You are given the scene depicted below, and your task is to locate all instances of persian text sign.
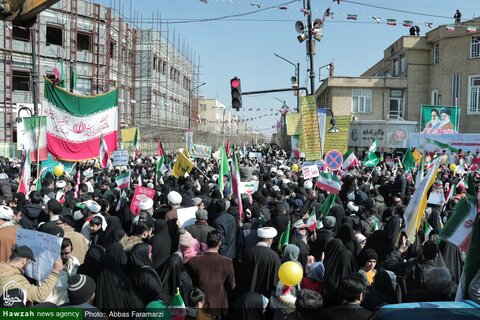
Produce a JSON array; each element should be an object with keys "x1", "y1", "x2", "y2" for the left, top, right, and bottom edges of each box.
[
  {"x1": 113, "y1": 150, "x2": 129, "y2": 167},
  {"x1": 300, "y1": 96, "x2": 322, "y2": 160},
  {"x1": 130, "y1": 186, "x2": 156, "y2": 216},
  {"x1": 302, "y1": 165, "x2": 320, "y2": 179},
  {"x1": 286, "y1": 113, "x2": 302, "y2": 136}
]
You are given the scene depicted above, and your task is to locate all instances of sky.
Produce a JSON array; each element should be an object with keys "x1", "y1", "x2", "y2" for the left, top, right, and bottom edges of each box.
[{"x1": 95, "y1": 0, "x2": 479, "y2": 136}]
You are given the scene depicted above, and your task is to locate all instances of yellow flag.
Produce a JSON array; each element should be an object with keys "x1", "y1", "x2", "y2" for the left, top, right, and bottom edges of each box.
[
  {"x1": 182, "y1": 145, "x2": 191, "y2": 159},
  {"x1": 172, "y1": 152, "x2": 195, "y2": 178}
]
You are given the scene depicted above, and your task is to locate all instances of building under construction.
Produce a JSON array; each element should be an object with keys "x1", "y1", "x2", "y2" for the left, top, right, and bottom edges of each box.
[{"x1": 0, "y1": 0, "x2": 211, "y2": 156}]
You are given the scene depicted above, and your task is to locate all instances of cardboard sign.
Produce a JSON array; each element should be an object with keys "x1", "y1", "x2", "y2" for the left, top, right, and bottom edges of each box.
[
  {"x1": 302, "y1": 165, "x2": 320, "y2": 179},
  {"x1": 113, "y1": 150, "x2": 129, "y2": 167},
  {"x1": 16, "y1": 229, "x2": 63, "y2": 282},
  {"x1": 130, "y1": 186, "x2": 156, "y2": 216},
  {"x1": 177, "y1": 206, "x2": 198, "y2": 227}
]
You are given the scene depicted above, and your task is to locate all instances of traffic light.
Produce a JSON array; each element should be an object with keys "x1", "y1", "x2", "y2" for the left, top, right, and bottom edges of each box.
[{"x1": 230, "y1": 77, "x2": 242, "y2": 111}]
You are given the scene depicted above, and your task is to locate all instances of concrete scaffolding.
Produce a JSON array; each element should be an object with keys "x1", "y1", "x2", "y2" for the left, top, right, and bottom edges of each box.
[{"x1": 0, "y1": 0, "x2": 243, "y2": 157}]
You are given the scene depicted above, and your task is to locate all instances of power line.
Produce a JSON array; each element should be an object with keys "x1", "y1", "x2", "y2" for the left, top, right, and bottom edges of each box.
[{"x1": 341, "y1": 0, "x2": 452, "y2": 19}]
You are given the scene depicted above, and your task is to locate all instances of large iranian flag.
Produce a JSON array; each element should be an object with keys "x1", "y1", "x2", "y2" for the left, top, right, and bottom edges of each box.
[
  {"x1": 439, "y1": 196, "x2": 477, "y2": 251},
  {"x1": 43, "y1": 79, "x2": 118, "y2": 161}
]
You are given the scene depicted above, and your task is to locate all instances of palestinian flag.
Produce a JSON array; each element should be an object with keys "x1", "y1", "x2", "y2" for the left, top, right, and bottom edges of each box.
[
  {"x1": 17, "y1": 150, "x2": 31, "y2": 195},
  {"x1": 99, "y1": 134, "x2": 109, "y2": 169},
  {"x1": 133, "y1": 128, "x2": 140, "y2": 159},
  {"x1": 230, "y1": 150, "x2": 243, "y2": 220},
  {"x1": 278, "y1": 221, "x2": 291, "y2": 251},
  {"x1": 342, "y1": 149, "x2": 359, "y2": 170},
  {"x1": 402, "y1": 20, "x2": 413, "y2": 27},
  {"x1": 387, "y1": 19, "x2": 397, "y2": 26},
  {"x1": 315, "y1": 172, "x2": 341, "y2": 194},
  {"x1": 157, "y1": 140, "x2": 164, "y2": 157},
  {"x1": 18, "y1": 116, "x2": 48, "y2": 162},
  {"x1": 115, "y1": 171, "x2": 130, "y2": 189},
  {"x1": 439, "y1": 197, "x2": 477, "y2": 251},
  {"x1": 44, "y1": 78, "x2": 117, "y2": 161},
  {"x1": 155, "y1": 156, "x2": 168, "y2": 178}
]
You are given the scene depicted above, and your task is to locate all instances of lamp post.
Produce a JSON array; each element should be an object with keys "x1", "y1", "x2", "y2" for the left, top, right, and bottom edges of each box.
[
  {"x1": 188, "y1": 82, "x2": 206, "y2": 131},
  {"x1": 274, "y1": 53, "x2": 300, "y2": 112}
]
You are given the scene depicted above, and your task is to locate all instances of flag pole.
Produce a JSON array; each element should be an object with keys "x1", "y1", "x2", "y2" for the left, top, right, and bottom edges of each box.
[{"x1": 35, "y1": 101, "x2": 45, "y2": 189}]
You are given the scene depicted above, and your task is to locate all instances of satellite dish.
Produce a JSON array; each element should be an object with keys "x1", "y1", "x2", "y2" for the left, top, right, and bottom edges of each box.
[{"x1": 295, "y1": 21, "x2": 305, "y2": 34}]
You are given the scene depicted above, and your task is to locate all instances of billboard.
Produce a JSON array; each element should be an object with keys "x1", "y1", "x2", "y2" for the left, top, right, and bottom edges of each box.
[
  {"x1": 420, "y1": 105, "x2": 460, "y2": 134},
  {"x1": 410, "y1": 133, "x2": 480, "y2": 154}
]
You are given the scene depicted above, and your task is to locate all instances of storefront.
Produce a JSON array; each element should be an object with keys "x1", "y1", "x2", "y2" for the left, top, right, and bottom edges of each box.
[{"x1": 348, "y1": 120, "x2": 418, "y2": 153}]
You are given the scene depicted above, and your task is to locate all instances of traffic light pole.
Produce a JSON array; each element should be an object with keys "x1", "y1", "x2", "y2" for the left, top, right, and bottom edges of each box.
[{"x1": 242, "y1": 87, "x2": 308, "y2": 96}]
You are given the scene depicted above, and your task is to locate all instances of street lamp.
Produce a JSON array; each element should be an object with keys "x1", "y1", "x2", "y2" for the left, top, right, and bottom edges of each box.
[
  {"x1": 323, "y1": 108, "x2": 340, "y2": 133},
  {"x1": 274, "y1": 53, "x2": 300, "y2": 112},
  {"x1": 188, "y1": 82, "x2": 206, "y2": 130}
]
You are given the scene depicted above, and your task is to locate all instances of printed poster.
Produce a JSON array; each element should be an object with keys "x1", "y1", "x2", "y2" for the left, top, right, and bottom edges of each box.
[
  {"x1": 420, "y1": 105, "x2": 460, "y2": 134},
  {"x1": 300, "y1": 96, "x2": 321, "y2": 161}
]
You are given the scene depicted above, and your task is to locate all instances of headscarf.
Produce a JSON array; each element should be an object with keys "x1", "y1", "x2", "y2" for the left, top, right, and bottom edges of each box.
[
  {"x1": 151, "y1": 219, "x2": 172, "y2": 270},
  {"x1": 107, "y1": 242, "x2": 128, "y2": 266},
  {"x1": 282, "y1": 244, "x2": 300, "y2": 263},
  {"x1": 129, "y1": 243, "x2": 165, "y2": 305},
  {"x1": 231, "y1": 292, "x2": 268, "y2": 320},
  {"x1": 383, "y1": 216, "x2": 402, "y2": 248},
  {"x1": 129, "y1": 242, "x2": 153, "y2": 269},
  {"x1": 158, "y1": 251, "x2": 193, "y2": 302},
  {"x1": 323, "y1": 239, "x2": 358, "y2": 307},
  {"x1": 77, "y1": 244, "x2": 106, "y2": 282},
  {"x1": 438, "y1": 239, "x2": 463, "y2": 284},
  {"x1": 95, "y1": 252, "x2": 144, "y2": 310},
  {"x1": 329, "y1": 205, "x2": 345, "y2": 234},
  {"x1": 336, "y1": 223, "x2": 359, "y2": 256}
]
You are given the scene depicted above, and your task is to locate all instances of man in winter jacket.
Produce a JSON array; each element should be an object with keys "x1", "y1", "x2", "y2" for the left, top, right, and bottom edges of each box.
[{"x1": 0, "y1": 245, "x2": 63, "y2": 303}]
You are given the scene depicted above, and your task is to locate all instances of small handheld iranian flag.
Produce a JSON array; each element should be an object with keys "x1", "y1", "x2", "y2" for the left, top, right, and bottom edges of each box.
[
  {"x1": 315, "y1": 172, "x2": 341, "y2": 194},
  {"x1": 169, "y1": 287, "x2": 186, "y2": 320},
  {"x1": 305, "y1": 207, "x2": 318, "y2": 232},
  {"x1": 115, "y1": 171, "x2": 130, "y2": 189},
  {"x1": 17, "y1": 150, "x2": 31, "y2": 195},
  {"x1": 99, "y1": 134, "x2": 110, "y2": 169},
  {"x1": 342, "y1": 149, "x2": 359, "y2": 170},
  {"x1": 133, "y1": 128, "x2": 140, "y2": 159}
]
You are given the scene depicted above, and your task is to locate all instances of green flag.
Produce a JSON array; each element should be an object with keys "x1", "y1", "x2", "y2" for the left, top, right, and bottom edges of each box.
[
  {"x1": 278, "y1": 221, "x2": 291, "y2": 251},
  {"x1": 320, "y1": 193, "x2": 336, "y2": 216},
  {"x1": 364, "y1": 151, "x2": 380, "y2": 167},
  {"x1": 218, "y1": 145, "x2": 230, "y2": 195},
  {"x1": 402, "y1": 148, "x2": 416, "y2": 172},
  {"x1": 70, "y1": 63, "x2": 77, "y2": 91}
]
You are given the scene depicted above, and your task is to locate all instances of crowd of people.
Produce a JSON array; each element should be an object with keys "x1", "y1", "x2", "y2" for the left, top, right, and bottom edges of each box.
[{"x1": 0, "y1": 144, "x2": 479, "y2": 320}]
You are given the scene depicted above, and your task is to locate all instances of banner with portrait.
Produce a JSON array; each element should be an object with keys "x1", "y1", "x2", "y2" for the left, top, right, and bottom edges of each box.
[{"x1": 420, "y1": 105, "x2": 460, "y2": 134}]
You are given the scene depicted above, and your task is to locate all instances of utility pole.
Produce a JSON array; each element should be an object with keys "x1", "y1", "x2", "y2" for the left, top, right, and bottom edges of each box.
[{"x1": 305, "y1": 0, "x2": 316, "y2": 95}]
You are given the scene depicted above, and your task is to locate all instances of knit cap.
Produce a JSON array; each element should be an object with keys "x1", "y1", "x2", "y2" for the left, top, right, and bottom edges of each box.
[{"x1": 67, "y1": 274, "x2": 96, "y2": 305}]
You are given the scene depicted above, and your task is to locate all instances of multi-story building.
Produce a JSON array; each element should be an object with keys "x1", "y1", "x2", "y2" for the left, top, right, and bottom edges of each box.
[
  {"x1": 316, "y1": 17, "x2": 480, "y2": 151},
  {"x1": 0, "y1": 0, "x2": 205, "y2": 155}
]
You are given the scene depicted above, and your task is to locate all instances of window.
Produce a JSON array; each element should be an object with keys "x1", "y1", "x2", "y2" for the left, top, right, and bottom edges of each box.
[
  {"x1": 399, "y1": 54, "x2": 406, "y2": 74},
  {"x1": 77, "y1": 32, "x2": 91, "y2": 51},
  {"x1": 153, "y1": 54, "x2": 158, "y2": 70},
  {"x1": 12, "y1": 25, "x2": 30, "y2": 41},
  {"x1": 109, "y1": 40, "x2": 116, "y2": 59},
  {"x1": 389, "y1": 90, "x2": 404, "y2": 118},
  {"x1": 393, "y1": 58, "x2": 400, "y2": 76},
  {"x1": 13, "y1": 70, "x2": 30, "y2": 91},
  {"x1": 431, "y1": 89, "x2": 439, "y2": 105},
  {"x1": 468, "y1": 75, "x2": 480, "y2": 114},
  {"x1": 352, "y1": 89, "x2": 372, "y2": 113},
  {"x1": 471, "y1": 36, "x2": 480, "y2": 58},
  {"x1": 452, "y1": 74, "x2": 460, "y2": 106},
  {"x1": 75, "y1": 78, "x2": 92, "y2": 94},
  {"x1": 434, "y1": 43, "x2": 439, "y2": 64},
  {"x1": 46, "y1": 25, "x2": 62, "y2": 46}
]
